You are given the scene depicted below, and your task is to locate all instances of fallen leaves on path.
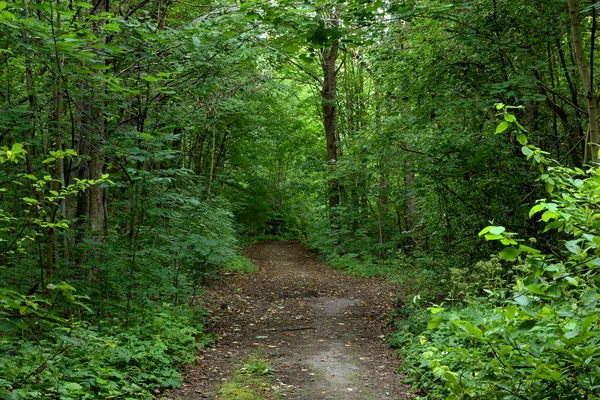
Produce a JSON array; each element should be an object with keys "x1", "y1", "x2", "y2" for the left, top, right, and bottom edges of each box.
[{"x1": 165, "y1": 241, "x2": 411, "y2": 399}]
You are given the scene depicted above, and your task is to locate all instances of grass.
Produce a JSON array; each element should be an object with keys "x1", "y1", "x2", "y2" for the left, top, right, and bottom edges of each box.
[
  {"x1": 217, "y1": 357, "x2": 280, "y2": 400},
  {"x1": 221, "y1": 255, "x2": 258, "y2": 274}
]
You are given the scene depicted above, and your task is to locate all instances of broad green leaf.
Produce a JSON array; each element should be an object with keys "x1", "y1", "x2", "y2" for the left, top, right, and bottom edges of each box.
[
  {"x1": 62, "y1": 382, "x2": 83, "y2": 391},
  {"x1": 489, "y1": 226, "x2": 505, "y2": 235},
  {"x1": 547, "y1": 284, "x2": 562, "y2": 298},
  {"x1": 516, "y1": 133, "x2": 528, "y2": 145},
  {"x1": 517, "y1": 319, "x2": 536, "y2": 331},
  {"x1": 582, "y1": 288, "x2": 598, "y2": 306},
  {"x1": 484, "y1": 233, "x2": 505, "y2": 241},
  {"x1": 513, "y1": 293, "x2": 529, "y2": 306},
  {"x1": 519, "y1": 245, "x2": 541, "y2": 255},
  {"x1": 564, "y1": 327, "x2": 580, "y2": 339},
  {"x1": 564, "y1": 240, "x2": 581, "y2": 255},
  {"x1": 521, "y1": 146, "x2": 533, "y2": 157},
  {"x1": 495, "y1": 121, "x2": 509, "y2": 134},
  {"x1": 505, "y1": 304, "x2": 516, "y2": 320},
  {"x1": 529, "y1": 204, "x2": 545, "y2": 218},
  {"x1": 564, "y1": 276, "x2": 578, "y2": 286},
  {"x1": 498, "y1": 246, "x2": 519, "y2": 261},
  {"x1": 541, "y1": 210, "x2": 559, "y2": 222},
  {"x1": 428, "y1": 315, "x2": 443, "y2": 329},
  {"x1": 478, "y1": 226, "x2": 492, "y2": 236},
  {"x1": 429, "y1": 307, "x2": 444, "y2": 315},
  {"x1": 543, "y1": 220, "x2": 564, "y2": 232}
]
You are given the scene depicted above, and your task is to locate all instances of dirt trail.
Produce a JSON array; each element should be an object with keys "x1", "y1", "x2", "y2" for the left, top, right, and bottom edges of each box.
[{"x1": 167, "y1": 241, "x2": 411, "y2": 399}]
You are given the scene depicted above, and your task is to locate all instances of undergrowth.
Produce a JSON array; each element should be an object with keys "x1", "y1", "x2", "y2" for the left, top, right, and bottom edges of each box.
[
  {"x1": 222, "y1": 255, "x2": 257, "y2": 274},
  {"x1": 390, "y1": 106, "x2": 600, "y2": 399},
  {"x1": 0, "y1": 292, "x2": 211, "y2": 399}
]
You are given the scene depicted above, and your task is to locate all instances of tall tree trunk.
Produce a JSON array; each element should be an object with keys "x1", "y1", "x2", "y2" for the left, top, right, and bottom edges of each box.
[
  {"x1": 556, "y1": 39, "x2": 585, "y2": 165},
  {"x1": 23, "y1": 0, "x2": 36, "y2": 176},
  {"x1": 89, "y1": 0, "x2": 108, "y2": 235},
  {"x1": 567, "y1": 0, "x2": 599, "y2": 163},
  {"x1": 321, "y1": 40, "x2": 340, "y2": 214}
]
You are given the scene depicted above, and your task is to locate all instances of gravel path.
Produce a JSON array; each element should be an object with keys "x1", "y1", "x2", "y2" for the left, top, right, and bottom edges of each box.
[{"x1": 165, "y1": 241, "x2": 411, "y2": 399}]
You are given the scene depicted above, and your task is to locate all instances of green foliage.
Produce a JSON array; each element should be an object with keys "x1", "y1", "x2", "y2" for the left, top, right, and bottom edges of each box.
[
  {"x1": 222, "y1": 255, "x2": 257, "y2": 274},
  {"x1": 447, "y1": 255, "x2": 523, "y2": 301},
  {"x1": 0, "y1": 300, "x2": 209, "y2": 399},
  {"x1": 398, "y1": 108, "x2": 600, "y2": 399}
]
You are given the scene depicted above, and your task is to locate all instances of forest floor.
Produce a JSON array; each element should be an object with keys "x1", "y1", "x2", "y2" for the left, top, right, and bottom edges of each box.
[{"x1": 165, "y1": 241, "x2": 412, "y2": 399}]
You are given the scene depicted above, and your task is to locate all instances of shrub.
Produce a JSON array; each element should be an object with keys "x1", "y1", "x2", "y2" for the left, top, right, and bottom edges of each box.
[{"x1": 398, "y1": 105, "x2": 600, "y2": 399}]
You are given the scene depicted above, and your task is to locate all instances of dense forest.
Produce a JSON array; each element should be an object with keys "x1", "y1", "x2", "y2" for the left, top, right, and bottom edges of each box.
[{"x1": 2, "y1": 0, "x2": 600, "y2": 398}]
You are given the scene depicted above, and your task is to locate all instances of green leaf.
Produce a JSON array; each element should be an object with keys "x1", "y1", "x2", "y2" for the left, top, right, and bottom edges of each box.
[
  {"x1": 529, "y1": 204, "x2": 545, "y2": 218},
  {"x1": 504, "y1": 114, "x2": 516, "y2": 122},
  {"x1": 516, "y1": 133, "x2": 528, "y2": 145},
  {"x1": 513, "y1": 293, "x2": 529, "y2": 307},
  {"x1": 484, "y1": 233, "x2": 505, "y2": 241},
  {"x1": 505, "y1": 305, "x2": 517, "y2": 320},
  {"x1": 429, "y1": 307, "x2": 444, "y2": 314},
  {"x1": 428, "y1": 315, "x2": 443, "y2": 329},
  {"x1": 564, "y1": 240, "x2": 581, "y2": 255},
  {"x1": 499, "y1": 246, "x2": 519, "y2": 261},
  {"x1": 517, "y1": 319, "x2": 536, "y2": 331},
  {"x1": 452, "y1": 320, "x2": 483, "y2": 339},
  {"x1": 543, "y1": 220, "x2": 564, "y2": 232},
  {"x1": 541, "y1": 210, "x2": 559, "y2": 222},
  {"x1": 495, "y1": 121, "x2": 509, "y2": 134},
  {"x1": 564, "y1": 327, "x2": 580, "y2": 339},
  {"x1": 62, "y1": 382, "x2": 83, "y2": 391},
  {"x1": 521, "y1": 146, "x2": 534, "y2": 157},
  {"x1": 519, "y1": 245, "x2": 541, "y2": 255},
  {"x1": 478, "y1": 226, "x2": 492, "y2": 236},
  {"x1": 582, "y1": 288, "x2": 598, "y2": 306},
  {"x1": 547, "y1": 284, "x2": 562, "y2": 298},
  {"x1": 564, "y1": 276, "x2": 578, "y2": 286},
  {"x1": 104, "y1": 23, "x2": 120, "y2": 32},
  {"x1": 489, "y1": 226, "x2": 505, "y2": 235}
]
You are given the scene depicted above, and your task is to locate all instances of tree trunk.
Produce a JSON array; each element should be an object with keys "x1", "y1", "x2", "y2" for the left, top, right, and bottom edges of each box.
[
  {"x1": 321, "y1": 40, "x2": 340, "y2": 213},
  {"x1": 567, "y1": 0, "x2": 599, "y2": 163},
  {"x1": 23, "y1": 0, "x2": 36, "y2": 176},
  {"x1": 89, "y1": 0, "x2": 108, "y2": 235}
]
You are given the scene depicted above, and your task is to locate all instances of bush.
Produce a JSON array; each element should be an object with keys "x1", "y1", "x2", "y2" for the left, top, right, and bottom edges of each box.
[
  {"x1": 0, "y1": 298, "x2": 211, "y2": 399},
  {"x1": 397, "y1": 105, "x2": 600, "y2": 399}
]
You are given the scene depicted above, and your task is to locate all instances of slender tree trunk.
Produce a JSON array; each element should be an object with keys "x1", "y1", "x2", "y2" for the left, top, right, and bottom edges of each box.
[
  {"x1": 567, "y1": 0, "x2": 599, "y2": 163},
  {"x1": 321, "y1": 40, "x2": 340, "y2": 214},
  {"x1": 23, "y1": 0, "x2": 36, "y2": 176},
  {"x1": 208, "y1": 127, "x2": 216, "y2": 195},
  {"x1": 89, "y1": 0, "x2": 108, "y2": 235},
  {"x1": 556, "y1": 39, "x2": 586, "y2": 165}
]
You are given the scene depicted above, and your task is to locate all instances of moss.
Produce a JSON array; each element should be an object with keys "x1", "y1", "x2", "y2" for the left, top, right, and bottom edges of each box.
[
  {"x1": 219, "y1": 383, "x2": 263, "y2": 400},
  {"x1": 217, "y1": 357, "x2": 277, "y2": 400}
]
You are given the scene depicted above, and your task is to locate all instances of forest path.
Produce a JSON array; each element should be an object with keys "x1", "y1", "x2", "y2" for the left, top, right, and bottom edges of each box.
[{"x1": 166, "y1": 241, "x2": 411, "y2": 399}]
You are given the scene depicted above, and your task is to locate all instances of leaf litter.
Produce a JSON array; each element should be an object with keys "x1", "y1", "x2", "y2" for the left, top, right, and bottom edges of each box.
[{"x1": 164, "y1": 241, "x2": 412, "y2": 399}]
